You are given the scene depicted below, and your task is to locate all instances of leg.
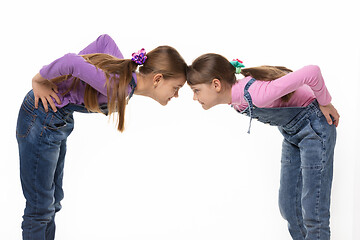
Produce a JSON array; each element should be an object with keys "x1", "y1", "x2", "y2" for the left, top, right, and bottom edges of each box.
[
  {"x1": 279, "y1": 138, "x2": 306, "y2": 240},
  {"x1": 299, "y1": 117, "x2": 336, "y2": 240},
  {"x1": 19, "y1": 131, "x2": 63, "y2": 240},
  {"x1": 45, "y1": 139, "x2": 67, "y2": 240},
  {"x1": 17, "y1": 96, "x2": 73, "y2": 240}
]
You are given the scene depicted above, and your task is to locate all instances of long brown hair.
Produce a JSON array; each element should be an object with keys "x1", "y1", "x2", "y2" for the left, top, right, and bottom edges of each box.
[
  {"x1": 51, "y1": 46, "x2": 187, "y2": 132},
  {"x1": 187, "y1": 53, "x2": 294, "y2": 102}
]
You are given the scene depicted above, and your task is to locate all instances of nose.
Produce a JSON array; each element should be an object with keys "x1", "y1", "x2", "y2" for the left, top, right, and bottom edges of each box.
[
  {"x1": 193, "y1": 93, "x2": 198, "y2": 101},
  {"x1": 174, "y1": 90, "x2": 179, "y2": 98}
]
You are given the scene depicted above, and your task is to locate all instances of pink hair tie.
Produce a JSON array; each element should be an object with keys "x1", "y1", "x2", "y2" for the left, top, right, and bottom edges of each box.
[{"x1": 131, "y1": 48, "x2": 147, "y2": 65}]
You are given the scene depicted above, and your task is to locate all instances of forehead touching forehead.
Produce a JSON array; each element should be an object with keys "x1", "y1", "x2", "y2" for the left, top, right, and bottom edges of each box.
[
  {"x1": 186, "y1": 67, "x2": 209, "y2": 86},
  {"x1": 173, "y1": 75, "x2": 186, "y2": 83},
  {"x1": 166, "y1": 75, "x2": 186, "y2": 88}
]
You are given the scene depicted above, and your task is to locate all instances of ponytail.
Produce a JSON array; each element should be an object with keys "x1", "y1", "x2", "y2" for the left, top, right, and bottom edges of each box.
[
  {"x1": 187, "y1": 54, "x2": 295, "y2": 102},
  {"x1": 240, "y1": 65, "x2": 294, "y2": 102},
  {"x1": 51, "y1": 45, "x2": 186, "y2": 132},
  {"x1": 51, "y1": 53, "x2": 138, "y2": 132}
]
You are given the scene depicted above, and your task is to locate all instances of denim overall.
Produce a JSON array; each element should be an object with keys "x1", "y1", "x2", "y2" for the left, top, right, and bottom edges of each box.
[
  {"x1": 237, "y1": 78, "x2": 336, "y2": 240},
  {"x1": 16, "y1": 78, "x2": 135, "y2": 240}
]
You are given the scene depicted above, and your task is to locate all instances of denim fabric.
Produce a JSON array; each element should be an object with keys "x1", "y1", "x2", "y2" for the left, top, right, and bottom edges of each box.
[
  {"x1": 238, "y1": 79, "x2": 337, "y2": 240},
  {"x1": 238, "y1": 78, "x2": 305, "y2": 133},
  {"x1": 16, "y1": 90, "x2": 94, "y2": 240}
]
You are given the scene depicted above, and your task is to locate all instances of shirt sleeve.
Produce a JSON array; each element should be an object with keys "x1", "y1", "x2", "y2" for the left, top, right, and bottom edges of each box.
[
  {"x1": 39, "y1": 53, "x2": 108, "y2": 96},
  {"x1": 78, "y1": 34, "x2": 124, "y2": 58},
  {"x1": 249, "y1": 65, "x2": 332, "y2": 107},
  {"x1": 39, "y1": 34, "x2": 124, "y2": 96}
]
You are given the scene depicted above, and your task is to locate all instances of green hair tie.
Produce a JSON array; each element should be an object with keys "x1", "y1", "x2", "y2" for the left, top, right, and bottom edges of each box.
[{"x1": 230, "y1": 59, "x2": 245, "y2": 74}]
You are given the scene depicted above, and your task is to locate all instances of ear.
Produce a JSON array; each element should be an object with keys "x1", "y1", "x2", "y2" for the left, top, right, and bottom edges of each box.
[
  {"x1": 153, "y1": 73, "x2": 163, "y2": 88},
  {"x1": 211, "y1": 79, "x2": 222, "y2": 92}
]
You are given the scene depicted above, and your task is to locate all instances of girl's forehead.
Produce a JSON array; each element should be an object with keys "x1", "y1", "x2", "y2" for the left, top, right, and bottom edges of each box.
[
  {"x1": 169, "y1": 76, "x2": 186, "y2": 86},
  {"x1": 190, "y1": 83, "x2": 207, "y2": 89}
]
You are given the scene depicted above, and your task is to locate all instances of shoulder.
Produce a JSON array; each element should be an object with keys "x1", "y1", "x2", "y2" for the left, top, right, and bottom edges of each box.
[{"x1": 231, "y1": 76, "x2": 251, "y2": 104}]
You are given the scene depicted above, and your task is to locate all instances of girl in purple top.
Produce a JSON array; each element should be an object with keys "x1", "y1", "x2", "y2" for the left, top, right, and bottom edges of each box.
[
  {"x1": 186, "y1": 54, "x2": 339, "y2": 240},
  {"x1": 16, "y1": 34, "x2": 187, "y2": 240}
]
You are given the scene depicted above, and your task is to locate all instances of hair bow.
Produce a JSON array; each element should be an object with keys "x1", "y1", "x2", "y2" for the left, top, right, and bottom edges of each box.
[
  {"x1": 230, "y1": 59, "x2": 245, "y2": 74},
  {"x1": 131, "y1": 48, "x2": 147, "y2": 65}
]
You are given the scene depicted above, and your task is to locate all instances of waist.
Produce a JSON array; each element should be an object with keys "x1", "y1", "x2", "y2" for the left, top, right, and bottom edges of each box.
[
  {"x1": 23, "y1": 90, "x2": 106, "y2": 115},
  {"x1": 282, "y1": 100, "x2": 322, "y2": 129},
  {"x1": 240, "y1": 99, "x2": 320, "y2": 127}
]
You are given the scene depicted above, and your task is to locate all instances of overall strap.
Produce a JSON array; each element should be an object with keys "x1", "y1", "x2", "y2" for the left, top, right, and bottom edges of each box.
[
  {"x1": 127, "y1": 77, "x2": 137, "y2": 102},
  {"x1": 242, "y1": 78, "x2": 256, "y2": 133}
]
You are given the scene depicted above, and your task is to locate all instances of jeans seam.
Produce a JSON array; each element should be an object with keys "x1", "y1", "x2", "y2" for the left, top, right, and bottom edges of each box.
[
  {"x1": 316, "y1": 185, "x2": 321, "y2": 239},
  {"x1": 296, "y1": 172, "x2": 306, "y2": 238},
  {"x1": 34, "y1": 140, "x2": 40, "y2": 218},
  {"x1": 17, "y1": 105, "x2": 37, "y2": 138}
]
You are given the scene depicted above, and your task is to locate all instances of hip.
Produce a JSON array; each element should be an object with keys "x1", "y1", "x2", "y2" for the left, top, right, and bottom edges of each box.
[
  {"x1": 16, "y1": 90, "x2": 74, "y2": 140},
  {"x1": 278, "y1": 101, "x2": 336, "y2": 145}
]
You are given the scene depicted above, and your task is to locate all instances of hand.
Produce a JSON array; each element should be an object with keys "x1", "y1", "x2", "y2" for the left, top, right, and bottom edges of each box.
[
  {"x1": 319, "y1": 103, "x2": 340, "y2": 127},
  {"x1": 32, "y1": 73, "x2": 61, "y2": 112}
]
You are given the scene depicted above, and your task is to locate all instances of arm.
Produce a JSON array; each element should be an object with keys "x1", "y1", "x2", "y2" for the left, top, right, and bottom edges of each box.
[
  {"x1": 250, "y1": 65, "x2": 339, "y2": 126},
  {"x1": 39, "y1": 34, "x2": 123, "y2": 95},
  {"x1": 250, "y1": 65, "x2": 332, "y2": 107},
  {"x1": 34, "y1": 34, "x2": 122, "y2": 110},
  {"x1": 39, "y1": 53, "x2": 108, "y2": 96}
]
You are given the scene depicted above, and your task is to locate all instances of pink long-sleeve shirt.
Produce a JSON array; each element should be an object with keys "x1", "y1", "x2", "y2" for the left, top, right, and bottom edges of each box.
[
  {"x1": 231, "y1": 65, "x2": 332, "y2": 111},
  {"x1": 39, "y1": 34, "x2": 136, "y2": 108}
]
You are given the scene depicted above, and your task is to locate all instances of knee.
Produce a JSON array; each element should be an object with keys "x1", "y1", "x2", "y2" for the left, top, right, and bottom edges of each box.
[
  {"x1": 54, "y1": 202, "x2": 62, "y2": 213},
  {"x1": 278, "y1": 195, "x2": 300, "y2": 223},
  {"x1": 24, "y1": 201, "x2": 56, "y2": 220}
]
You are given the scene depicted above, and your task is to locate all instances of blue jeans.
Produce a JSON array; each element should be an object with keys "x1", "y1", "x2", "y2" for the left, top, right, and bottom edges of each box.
[
  {"x1": 238, "y1": 78, "x2": 337, "y2": 239},
  {"x1": 278, "y1": 103, "x2": 336, "y2": 240},
  {"x1": 16, "y1": 91, "x2": 76, "y2": 240}
]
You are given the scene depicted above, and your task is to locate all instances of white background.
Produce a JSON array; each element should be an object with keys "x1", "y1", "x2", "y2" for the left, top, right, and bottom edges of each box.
[{"x1": 1, "y1": 0, "x2": 359, "y2": 239}]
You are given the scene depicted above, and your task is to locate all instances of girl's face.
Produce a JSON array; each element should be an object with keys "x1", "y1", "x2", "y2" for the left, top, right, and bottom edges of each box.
[
  {"x1": 153, "y1": 75, "x2": 186, "y2": 105},
  {"x1": 190, "y1": 82, "x2": 220, "y2": 110}
]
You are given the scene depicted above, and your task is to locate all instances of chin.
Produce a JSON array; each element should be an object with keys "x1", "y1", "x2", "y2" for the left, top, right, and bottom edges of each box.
[
  {"x1": 159, "y1": 100, "x2": 168, "y2": 106},
  {"x1": 202, "y1": 105, "x2": 210, "y2": 110},
  {"x1": 153, "y1": 98, "x2": 168, "y2": 106}
]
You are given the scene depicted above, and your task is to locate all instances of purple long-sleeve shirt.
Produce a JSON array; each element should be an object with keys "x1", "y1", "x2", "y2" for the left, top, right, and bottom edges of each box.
[{"x1": 39, "y1": 34, "x2": 137, "y2": 108}]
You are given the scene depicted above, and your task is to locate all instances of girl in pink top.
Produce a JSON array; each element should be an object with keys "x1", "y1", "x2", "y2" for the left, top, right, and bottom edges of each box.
[{"x1": 187, "y1": 53, "x2": 339, "y2": 240}]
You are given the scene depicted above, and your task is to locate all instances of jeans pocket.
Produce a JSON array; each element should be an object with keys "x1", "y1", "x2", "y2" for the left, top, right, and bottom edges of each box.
[
  {"x1": 16, "y1": 103, "x2": 37, "y2": 138},
  {"x1": 46, "y1": 114, "x2": 68, "y2": 130},
  {"x1": 299, "y1": 120, "x2": 325, "y2": 169},
  {"x1": 305, "y1": 118, "x2": 324, "y2": 142}
]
